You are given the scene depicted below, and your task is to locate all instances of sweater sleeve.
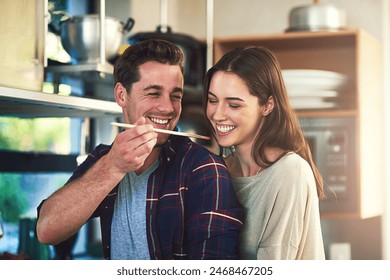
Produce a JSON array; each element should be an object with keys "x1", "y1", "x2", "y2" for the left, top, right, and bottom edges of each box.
[{"x1": 256, "y1": 156, "x2": 324, "y2": 260}]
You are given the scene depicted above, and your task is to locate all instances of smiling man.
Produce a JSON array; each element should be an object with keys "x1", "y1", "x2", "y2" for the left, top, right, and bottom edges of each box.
[{"x1": 36, "y1": 39, "x2": 243, "y2": 260}]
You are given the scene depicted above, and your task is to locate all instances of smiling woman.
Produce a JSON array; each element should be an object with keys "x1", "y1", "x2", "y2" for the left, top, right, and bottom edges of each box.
[{"x1": 203, "y1": 46, "x2": 325, "y2": 260}]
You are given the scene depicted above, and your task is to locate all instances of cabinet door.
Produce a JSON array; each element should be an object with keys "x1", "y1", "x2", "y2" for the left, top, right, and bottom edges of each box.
[{"x1": 0, "y1": 0, "x2": 46, "y2": 91}]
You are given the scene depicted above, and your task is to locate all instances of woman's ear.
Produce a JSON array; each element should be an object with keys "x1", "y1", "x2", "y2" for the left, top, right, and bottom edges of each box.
[
  {"x1": 114, "y1": 83, "x2": 127, "y2": 107},
  {"x1": 263, "y1": 95, "x2": 275, "y2": 116}
]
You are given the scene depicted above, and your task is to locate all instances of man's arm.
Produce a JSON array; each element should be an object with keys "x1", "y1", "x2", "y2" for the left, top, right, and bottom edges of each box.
[
  {"x1": 36, "y1": 119, "x2": 158, "y2": 245},
  {"x1": 36, "y1": 154, "x2": 124, "y2": 245}
]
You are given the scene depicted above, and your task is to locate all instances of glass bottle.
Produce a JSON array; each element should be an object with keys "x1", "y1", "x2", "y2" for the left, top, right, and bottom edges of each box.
[{"x1": 0, "y1": 211, "x2": 4, "y2": 240}]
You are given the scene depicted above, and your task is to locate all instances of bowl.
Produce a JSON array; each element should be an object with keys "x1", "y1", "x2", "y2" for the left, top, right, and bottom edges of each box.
[{"x1": 59, "y1": 15, "x2": 134, "y2": 63}]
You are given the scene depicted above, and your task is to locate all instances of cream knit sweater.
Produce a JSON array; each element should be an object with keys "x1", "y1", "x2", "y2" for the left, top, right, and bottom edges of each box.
[{"x1": 232, "y1": 152, "x2": 325, "y2": 260}]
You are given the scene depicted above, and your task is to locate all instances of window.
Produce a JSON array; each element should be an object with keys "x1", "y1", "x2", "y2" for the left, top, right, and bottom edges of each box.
[{"x1": 0, "y1": 116, "x2": 95, "y2": 259}]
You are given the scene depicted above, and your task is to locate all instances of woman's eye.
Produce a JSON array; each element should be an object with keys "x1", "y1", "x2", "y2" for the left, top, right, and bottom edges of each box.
[
  {"x1": 229, "y1": 103, "x2": 241, "y2": 109},
  {"x1": 208, "y1": 99, "x2": 218, "y2": 104}
]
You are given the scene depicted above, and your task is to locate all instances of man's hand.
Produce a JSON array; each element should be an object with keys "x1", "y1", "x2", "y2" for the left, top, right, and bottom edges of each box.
[{"x1": 107, "y1": 117, "x2": 158, "y2": 173}]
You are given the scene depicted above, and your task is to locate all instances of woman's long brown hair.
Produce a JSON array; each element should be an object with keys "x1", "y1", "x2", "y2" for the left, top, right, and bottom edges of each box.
[{"x1": 203, "y1": 46, "x2": 325, "y2": 200}]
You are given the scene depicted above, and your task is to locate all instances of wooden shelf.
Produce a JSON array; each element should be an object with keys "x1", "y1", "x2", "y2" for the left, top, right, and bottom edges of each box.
[
  {"x1": 297, "y1": 110, "x2": 357, "y2": 118},
  {"x1": 214, "y1": 29, "x2": 362, "y2": 113}
]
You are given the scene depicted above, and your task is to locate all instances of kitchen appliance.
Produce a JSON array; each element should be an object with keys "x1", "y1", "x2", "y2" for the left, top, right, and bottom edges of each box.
[
  {"x1": 299, "y1": 117, "x2": 357, "y2": 213},
  {"x1": 57, "y1": 14, "x2": 134, "y2": 63},
  {"x1": 128, "y1": 26, "x2": 206, "y2": 88},
  {"x1": 128, "y1": 0, "x2": 206, "y2": 89},
  {"x1": 286, "y1": 0, "x2": 347, "y2": 32}
]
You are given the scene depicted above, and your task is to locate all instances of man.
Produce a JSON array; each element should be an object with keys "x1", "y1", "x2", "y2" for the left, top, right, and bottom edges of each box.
[{"x1": 36, "y1": 39, "x2": 243, "y2": 260}]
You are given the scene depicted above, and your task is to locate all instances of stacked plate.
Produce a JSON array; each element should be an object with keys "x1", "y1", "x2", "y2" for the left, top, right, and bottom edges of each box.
[{"x1": 282, "y1": 69, "x2": 347, "y2": 109}]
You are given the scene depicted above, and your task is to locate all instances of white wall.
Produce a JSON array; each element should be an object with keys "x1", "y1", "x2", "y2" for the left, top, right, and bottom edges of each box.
[
  {"x1": 381, "y1": 0, "x2": 390, "y2": 260},
  {"x1": 127, "y1": 0, "x2": 385, "y2": 41}
]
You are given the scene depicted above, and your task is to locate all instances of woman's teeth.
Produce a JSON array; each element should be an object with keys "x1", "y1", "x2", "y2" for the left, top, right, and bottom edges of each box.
[
  {"x1": 216, "y1": 124, "x2": 236, "y2": 133},
  {"x1": 150, "y1": 117, "x2": 169, "y2": 125}
]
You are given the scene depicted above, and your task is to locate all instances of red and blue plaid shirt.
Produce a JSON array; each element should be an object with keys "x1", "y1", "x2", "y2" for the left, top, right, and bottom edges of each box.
[{"x1": 66, "y1": 135, "x2": 243, "y2": 259}]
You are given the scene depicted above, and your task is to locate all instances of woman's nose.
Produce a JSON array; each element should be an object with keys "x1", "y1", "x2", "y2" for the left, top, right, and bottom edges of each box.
[{"x1": 213, "y1": 104, "x2": 228, "y2": 121}]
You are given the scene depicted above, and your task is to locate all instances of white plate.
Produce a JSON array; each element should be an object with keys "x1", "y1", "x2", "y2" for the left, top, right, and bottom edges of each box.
[
  {"x1": 288, "y1": 90, "x2": 338, "y2": 98},
  {"x1": 290, "y1": 98, "x2": 337, "y2": 109},
  {"x1": 282, "y1": 69, "x2": 347, "y2": 91}
]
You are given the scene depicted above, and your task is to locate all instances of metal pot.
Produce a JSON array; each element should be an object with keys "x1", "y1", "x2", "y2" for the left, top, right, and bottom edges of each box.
[
  {"x1": 286, "y1": 0, "x2": 346, "y2": 32},
  {"x1": 59, "y1": 14, "x2": 134, "y2": 63}
]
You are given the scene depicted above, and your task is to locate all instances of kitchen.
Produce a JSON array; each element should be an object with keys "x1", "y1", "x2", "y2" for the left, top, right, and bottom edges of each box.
[{"x1": 0, "y1": 0, "x2": 389, "y2": 261}]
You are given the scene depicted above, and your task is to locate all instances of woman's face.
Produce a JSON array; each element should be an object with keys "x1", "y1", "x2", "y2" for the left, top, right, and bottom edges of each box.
[{"x1": 206, "y1": 71, "x2": 264, "y2": 150}]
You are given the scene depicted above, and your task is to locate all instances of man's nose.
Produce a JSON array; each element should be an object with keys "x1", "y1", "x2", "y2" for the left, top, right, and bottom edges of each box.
[{"x1": 157, "y1": 95, "x2": 175, "y2": 113}]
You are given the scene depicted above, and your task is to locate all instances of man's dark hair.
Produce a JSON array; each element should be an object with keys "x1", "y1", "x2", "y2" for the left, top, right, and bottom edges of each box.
[{"x1": 114, "y1": 39, "x2": 184, "y2": 92}]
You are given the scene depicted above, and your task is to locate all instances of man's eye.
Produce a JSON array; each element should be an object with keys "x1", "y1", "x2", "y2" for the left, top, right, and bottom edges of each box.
[{"x1": 171, "y1": 95, "x2": 182, "y2": 101}]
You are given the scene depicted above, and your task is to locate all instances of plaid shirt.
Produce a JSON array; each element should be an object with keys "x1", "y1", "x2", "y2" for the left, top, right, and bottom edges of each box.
[{"x1": 64, "y1": 135, "x2": 243, "y2": 260}]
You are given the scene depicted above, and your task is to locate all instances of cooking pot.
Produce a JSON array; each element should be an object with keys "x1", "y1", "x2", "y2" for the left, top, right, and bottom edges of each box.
[
  {"x1": 286, "y1": 0, "x2": 346, "y2": 32},
  {"x1": 58, "y1": 14, "x2": 135, "y2": 63},
  {"x1": 128, "y1": 25, "x2": 206, "y2": 88}
]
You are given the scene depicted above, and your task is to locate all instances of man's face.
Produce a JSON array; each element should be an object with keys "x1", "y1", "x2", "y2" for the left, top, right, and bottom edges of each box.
[{"x1": 122, "y1": 61, "x2": 184, "y2": 145}]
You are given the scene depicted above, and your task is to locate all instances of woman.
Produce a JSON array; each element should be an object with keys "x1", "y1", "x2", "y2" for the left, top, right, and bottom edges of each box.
[{"x1": 203, "y1": 46, "x2": 325, "y2": 260}]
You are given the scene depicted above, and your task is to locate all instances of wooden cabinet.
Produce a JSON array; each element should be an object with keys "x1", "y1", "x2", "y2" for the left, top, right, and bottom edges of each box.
[
  {"x1": 0, "y1": 0, "x2": 122, "y2": 119},
  {"x1": 213, "y1": 29, "x2": 384, "y2": 218},
  {"x1": 0, "y1": 0, "x2": 46, "y2": 92}
]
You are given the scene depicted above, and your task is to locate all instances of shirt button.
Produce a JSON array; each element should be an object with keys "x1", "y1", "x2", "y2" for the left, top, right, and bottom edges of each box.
[{"x1": 167, "y1": 157, "x2": 170, "y2": 162}]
